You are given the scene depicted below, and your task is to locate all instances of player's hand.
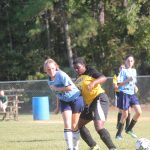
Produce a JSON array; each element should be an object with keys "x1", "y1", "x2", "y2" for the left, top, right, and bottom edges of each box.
[
  {"x1": 134, "y1": 86, "x2": 138, "y2": 93},
  {"x1": 128, "y1": 77, "x2": 133, "y2": 81},
  {"x1": 87, "y1": 82, "x2": 95, "y2": 91},
  {"x1": 50, "y1": 85, "x2": 57, "y2": 91}
]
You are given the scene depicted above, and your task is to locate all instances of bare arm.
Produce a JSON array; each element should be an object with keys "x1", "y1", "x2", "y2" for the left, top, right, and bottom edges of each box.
[
  {"x1": 49, "y1": 85, "x2": 72, "y2": 92},
  {"x1": 117, "y1": 77, "x2": 133, "y2": 87},
  {"x1": 54, "y1": 97, "x2": 60, "y2": 114}
]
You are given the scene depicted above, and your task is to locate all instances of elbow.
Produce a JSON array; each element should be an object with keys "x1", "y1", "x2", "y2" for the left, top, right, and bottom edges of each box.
[
  {"x1": 66, "y1": 85, "x2": 73, "y2": 91},
  {"x1": 102, "y1": 76, "x2": 107, "y2": 83},
  {"x1": 104, "y1": 76, "x2": 107, "y2": 82},
  {"x1": 98, "y1": 76, "x2": 107, "y2": 84}
]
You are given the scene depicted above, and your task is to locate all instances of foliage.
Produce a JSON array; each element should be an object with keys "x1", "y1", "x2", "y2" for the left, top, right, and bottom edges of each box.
[{"x1": 0, "y1": 0, "x2": 150, "y2": 81}]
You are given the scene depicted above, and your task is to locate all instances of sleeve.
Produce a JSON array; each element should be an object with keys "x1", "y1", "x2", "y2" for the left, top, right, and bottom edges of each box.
[
  {"x1": 58, "y1": 71, "x2": 73, "y2": 87},
  {"x1": 87, "y1": 66, "x2": 103, "y2": 79},
  {"x1": 133, "y1": 69, "x2": 137, "y2": 83},
  {"x1": 117, "y1": 70, "x2": 125, "y2": 83},
  {"x1": 113, "y1": 75, "x2": 117, "y2": 84}
]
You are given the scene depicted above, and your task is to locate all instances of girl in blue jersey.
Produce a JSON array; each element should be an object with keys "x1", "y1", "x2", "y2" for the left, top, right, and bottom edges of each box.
[
  {"x1": 115, "y1": 55, "x2": 142, "y2": 140},
  {"x1": 44, "y1": 58, "x2": 84, "y2": 150},
  {"x1": 113, "y1": 64, "x2": 131, "y2": 130}
]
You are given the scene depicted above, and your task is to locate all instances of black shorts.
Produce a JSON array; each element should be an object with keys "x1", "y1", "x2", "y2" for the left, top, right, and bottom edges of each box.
[{"x1": 80, "y1": 93, "x2": 109, "y2": 121}]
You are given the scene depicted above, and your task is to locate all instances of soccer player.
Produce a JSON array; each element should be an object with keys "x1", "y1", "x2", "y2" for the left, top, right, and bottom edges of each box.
[
  {"x1": 113, "y1": 64, "x2": 131, "y2": 130},
  {"x1": 44, "y1": 58, "x2": 84, "y2": 150},
  {"x1": 115, "y1": 55, "x2": 142, "y2": 140},
  {"x1": 73, "y1": 57, "x2": 117, "y2": 150}
]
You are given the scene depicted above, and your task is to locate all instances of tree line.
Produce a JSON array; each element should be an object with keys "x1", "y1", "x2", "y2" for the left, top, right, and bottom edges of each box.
[{"x1": 0, "y1": 0, "x2": 150, "y2": 81}]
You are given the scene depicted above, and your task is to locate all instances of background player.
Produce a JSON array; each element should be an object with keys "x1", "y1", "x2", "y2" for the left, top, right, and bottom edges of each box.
[
  {"x1": 113, "y1": 64, "x2": 131, "y2": 130},
  {"x1": 115, "y1": 55, "x2": 142, "y2": 140}
]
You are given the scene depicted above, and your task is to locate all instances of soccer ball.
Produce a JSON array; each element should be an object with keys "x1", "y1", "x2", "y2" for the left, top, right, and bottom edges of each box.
[{"x1": 136, "y1": 138, "x2": 150, "y2": 150}]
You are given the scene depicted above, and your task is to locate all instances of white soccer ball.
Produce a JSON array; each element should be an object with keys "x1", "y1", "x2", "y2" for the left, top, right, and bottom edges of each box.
[{"x1": 136, "y1": 138, "x2": 150, "y2": 150}]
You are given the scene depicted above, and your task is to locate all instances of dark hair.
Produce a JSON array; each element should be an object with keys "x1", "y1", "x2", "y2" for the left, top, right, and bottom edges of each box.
[
  {"x1": 125, "y1": 54, "x2": 134, "y2": 60},
  {"x1": 114, "y1": 68, "x2": 119, "y2": 76},
  {"x1": 73, "y1": 57, "x2": 86, "y2": 66}
]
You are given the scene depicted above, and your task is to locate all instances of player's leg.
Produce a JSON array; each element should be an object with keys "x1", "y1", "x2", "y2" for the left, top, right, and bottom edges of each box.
[
  {"x1": 93, "y1": 93, "x2": 116, "y2": 150},
  {"x1": 117, "y1": 109, "x2": 122, "y2": 129},
  {"x1": 126, "y1": 96, "x2": 142, "y2": 138},
  {"x1": 60, "y1": 101, "x2": 73, "y2": 150},
  {"x1": 71, "y1": 96, "x2": 84, "y2": 150},
  {"x1": 116, "y1": 109, "x2": 128, "y2": 139},
  {"x1": 72, "y1": 113, "x2": 80, "y2": 150},
  {"x1": 116, "y1": 92, "x2": 130, "y2": 139},
  {"x1": 125, "y1": 107, "x2": 131, "y2": 130},
  {"x1": 78, "y1": 107, "x2": 99, "y2": 149},
  {"x1": 116, "y1": 92, "x2": 122, "y2": 129}
]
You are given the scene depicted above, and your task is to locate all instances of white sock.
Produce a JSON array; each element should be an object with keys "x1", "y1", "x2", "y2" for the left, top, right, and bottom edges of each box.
[
  {"x1": 73, "y1": 130, "x2": 80, "y2": 150},
  {"x1": 64, "y1": 129, "x2": 73, "y2": 150}
]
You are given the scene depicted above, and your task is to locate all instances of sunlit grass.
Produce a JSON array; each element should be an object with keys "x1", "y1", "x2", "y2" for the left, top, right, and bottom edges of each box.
[{"x1": 0, "y1": 107, "x2": 150, "y2": 150}]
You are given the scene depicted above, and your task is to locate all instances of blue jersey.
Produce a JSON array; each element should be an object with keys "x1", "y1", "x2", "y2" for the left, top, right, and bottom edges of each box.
[
  {"x1": 118, "y1": 68, "x2": 137, "y2": 95},
  {"x1": 48, "y1": 70, "x2": 80, "y2": 102}
]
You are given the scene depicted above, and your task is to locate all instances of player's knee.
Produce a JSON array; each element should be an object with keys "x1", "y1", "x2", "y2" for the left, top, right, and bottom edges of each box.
[
  {"x1": 136, "y1": 110, "x2": 142, "y2": 117},
  {"x1": 72, "y1": 123, "x2": 78, "y2": 131},
  {"x1": 122, "y1": 112, "x2": 128, "y2": 119},
  {"x1": 94, "y1": 121, "x2": 105, "y2": 132}
]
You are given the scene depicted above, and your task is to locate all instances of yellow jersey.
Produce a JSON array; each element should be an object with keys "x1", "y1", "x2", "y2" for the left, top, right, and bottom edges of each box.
[{"x1": 75, "y1": 67, "x2": 105, "y2": 105}]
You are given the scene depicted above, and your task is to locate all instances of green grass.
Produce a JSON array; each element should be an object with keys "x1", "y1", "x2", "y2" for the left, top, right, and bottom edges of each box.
[{"x1": 0, "y1": 108, "x2": 150, "y2": 150}]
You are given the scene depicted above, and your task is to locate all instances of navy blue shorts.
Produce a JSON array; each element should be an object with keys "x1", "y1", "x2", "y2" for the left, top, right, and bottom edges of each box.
[
  {"x1": 118, "y1": 91, "x2": 140, "y2": 110},
  {"x1": 60, "y1": 96, "x2": 84, "y2": 113}
]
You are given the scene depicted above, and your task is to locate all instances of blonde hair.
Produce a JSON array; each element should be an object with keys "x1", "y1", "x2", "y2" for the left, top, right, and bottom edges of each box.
[{"x1": 44, "y1": 58, "x2": 59, "y2": 72}]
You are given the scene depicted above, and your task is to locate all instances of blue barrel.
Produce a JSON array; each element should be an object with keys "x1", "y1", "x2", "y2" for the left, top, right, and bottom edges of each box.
[{"x1": 32, "y1": 96, "x2": 50, "y2": 120}]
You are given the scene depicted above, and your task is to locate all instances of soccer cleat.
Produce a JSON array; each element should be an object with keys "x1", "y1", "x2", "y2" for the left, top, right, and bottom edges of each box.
[
  {"x1": 126, "y1": 130, "x2": 137, "y2": 138},
  {"x1": 115, "y1": 135, "x2": 123, "y2": 140},
  {"x1": 90, "y1": 144, "x2": 100, "y2": 150}
]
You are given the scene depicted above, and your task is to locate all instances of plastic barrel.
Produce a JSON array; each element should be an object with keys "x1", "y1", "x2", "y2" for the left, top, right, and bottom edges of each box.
[{"x1": 32, "y1": 96, "x2": 50, "y2": 120}]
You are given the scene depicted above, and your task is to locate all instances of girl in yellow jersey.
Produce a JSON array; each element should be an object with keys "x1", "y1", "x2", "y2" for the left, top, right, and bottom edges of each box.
[{"x1": 73, "y1": 57, "x2": 117, "y2": 150}]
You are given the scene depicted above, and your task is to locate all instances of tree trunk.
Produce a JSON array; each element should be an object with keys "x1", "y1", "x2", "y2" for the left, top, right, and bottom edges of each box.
[
  {"x1": 6, "y1": 8, "x2": 13, "y2": 51},
  {"x1": 45, "y1": 11, "x2": 51, "y2": 53},
  {"x1": 122, "y1": 0, "x2": 128, "y2": 8},
  {"x1": 60, "y1": 0, "x2": 73, "y2": 68},
  {"x1": 98, "y1": 0, "x2": 105, "y2": 26}
]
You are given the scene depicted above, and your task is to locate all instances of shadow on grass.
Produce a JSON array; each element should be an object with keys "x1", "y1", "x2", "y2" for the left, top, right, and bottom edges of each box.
[{"x1": 9, "y1": 139, "x2": 63, "y2": 143}]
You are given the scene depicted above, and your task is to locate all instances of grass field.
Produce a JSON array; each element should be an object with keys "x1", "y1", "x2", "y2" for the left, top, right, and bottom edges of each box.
[{"x1": 0, "y1": 106, "x2": 150, "y2": 150}]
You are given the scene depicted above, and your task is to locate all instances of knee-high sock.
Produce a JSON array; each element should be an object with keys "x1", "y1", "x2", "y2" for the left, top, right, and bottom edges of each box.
[
  {"x1": 125, "y1": 113, "x2": 131, "y2": 130},
  {"x1": 80, "y1": 126, "x2": 96, "y2": 147},
  {"x1": 64, "y1": 129, "x2": 73, "y2": 149},
  {"x1": 98, "y1": 128, "x2": 116, "y2": 149},
  {"x1": 116, "y1": 122, "x2": 124, "y2": 136},
  {"x1": 117, "y1": 112, "x2": 122, "y2": 128},
  {"x1": 126, "y1": 119, "x2": 137, "y2": 132},
  {"x1": 73, "y1": 130, "x2": 80, "y2": 150}
]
